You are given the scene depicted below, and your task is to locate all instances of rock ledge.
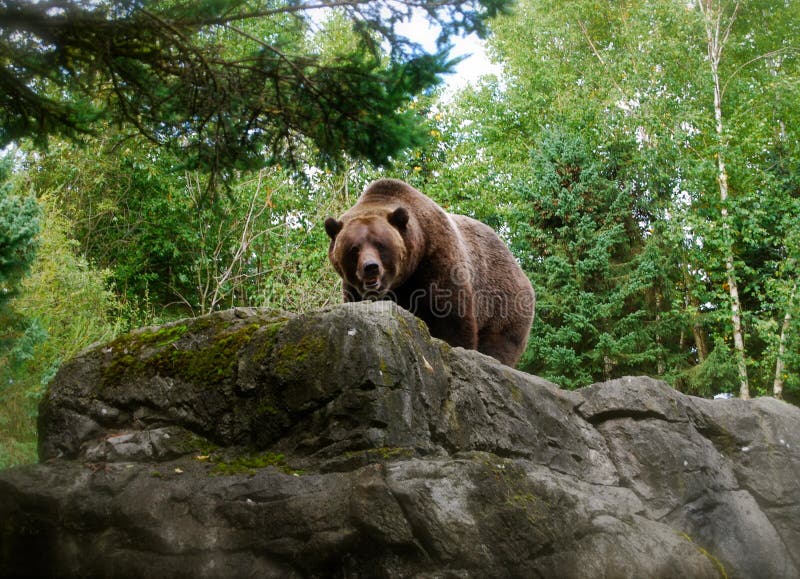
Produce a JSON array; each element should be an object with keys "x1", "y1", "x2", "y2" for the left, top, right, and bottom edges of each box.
[{"x1": 1, "y1": 303, "x2": 798, "y2": 578}]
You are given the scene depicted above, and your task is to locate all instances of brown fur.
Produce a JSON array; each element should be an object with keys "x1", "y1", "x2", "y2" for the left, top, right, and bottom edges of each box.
[{"x1": 325, "y1": 179, "x2": 535, "y2": 366}]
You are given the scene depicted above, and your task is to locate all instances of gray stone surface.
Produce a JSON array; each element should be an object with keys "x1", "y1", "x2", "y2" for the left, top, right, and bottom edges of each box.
[{"x1": 1, "y1": 302, "x2": 798, "y2": 578}]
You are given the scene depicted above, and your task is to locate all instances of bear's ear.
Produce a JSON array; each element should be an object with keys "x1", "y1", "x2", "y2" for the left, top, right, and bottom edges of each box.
[
  {"x1": 388, "y1": 207, "x2": 409, "y2": 231},
  {"x1": 324, "y1": 217, "x2": 343, "y2": 240}
]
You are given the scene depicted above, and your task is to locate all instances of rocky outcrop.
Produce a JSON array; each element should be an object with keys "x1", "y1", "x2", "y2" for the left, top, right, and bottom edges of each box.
[{"x1": 1, "y1": 302, "x2": 798, "y2": 578}]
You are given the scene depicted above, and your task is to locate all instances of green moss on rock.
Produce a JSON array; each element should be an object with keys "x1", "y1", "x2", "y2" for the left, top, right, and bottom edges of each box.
[
  {"x1": 167, "y1": 324, "x2": 260, "y2": 386},
  {"x1": 272, "y1": 333, "x2": 329, "y2": 380},
  {"x1": 255, "y1": 395, "x2": 281, "y2": 416},
  {"x1": 679, "y1": 532, "x2": 728, "y2": 579},
  {"x1": 178, "y1": 433, "x2": 219, "y2": 456},
  {"x1": 141, "y1": 324, "x2": 189, "y2": 346},
  {"x1": 344, "y1": 446, "x2": 414, "y2": 462},
  {"x1": 210, "y1": 451, "x2": 302, "y2": 476},
  {"x1": 101, "y1": 321, "x2": 261, "y2": 389}
]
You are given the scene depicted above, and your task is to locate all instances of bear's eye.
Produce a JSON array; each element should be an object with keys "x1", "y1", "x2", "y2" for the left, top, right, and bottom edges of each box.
[{"x1": 348, "y1": 245, "x2": 360, "y2": 256}]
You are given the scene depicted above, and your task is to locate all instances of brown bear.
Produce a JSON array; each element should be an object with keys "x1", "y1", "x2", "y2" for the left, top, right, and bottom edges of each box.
[{"x1": 324, "y1": 178, "x2": 535, "y2": 367}]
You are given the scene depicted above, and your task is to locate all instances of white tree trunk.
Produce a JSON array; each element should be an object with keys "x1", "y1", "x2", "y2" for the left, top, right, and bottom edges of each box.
[
  {"x1": 773, "y1": 284, "x2": 796, "y2": 399},
  {"x1": 698, "y1": 0, "x2": 749, "y2": 399},
  {"x1": 655, "y1": 292, "x2": 666, "y2": 375}
]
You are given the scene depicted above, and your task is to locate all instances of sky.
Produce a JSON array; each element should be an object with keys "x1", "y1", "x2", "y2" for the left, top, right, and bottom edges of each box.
[
  {"x1": 394, "y1": 16, "x2": 503, "y2": 94},
  {"x1": 445, "y1": 33, "x2": 503, "y2": 91},
  {"x1": 306, "y1": 6, "x2": 503, "y2": 96}
]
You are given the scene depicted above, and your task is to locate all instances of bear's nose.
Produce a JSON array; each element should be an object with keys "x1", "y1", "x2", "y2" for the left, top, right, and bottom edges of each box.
[{"x1": 363, "y1": 261, "x2": 380, "y2": 277}]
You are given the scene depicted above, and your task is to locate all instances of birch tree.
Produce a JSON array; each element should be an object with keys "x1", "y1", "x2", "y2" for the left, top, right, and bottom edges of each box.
[
  {"x1": 773, "y1": 285, "x2": 795, "y2": 399},
  {"x1": 694, "y1": 0, "x2": 749, "y2": 398},
  {"x1": 429, "y1": 0, "x2": 800, "y2": 396}
]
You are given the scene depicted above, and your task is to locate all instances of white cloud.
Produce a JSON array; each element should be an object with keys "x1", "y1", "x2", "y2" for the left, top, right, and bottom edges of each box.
[
  {"x1": 395, "y1": 13, "x2": 503, "y2": 95},
  {"x1": 447, "y1": 34, "x2": 503, "y2": 92}
]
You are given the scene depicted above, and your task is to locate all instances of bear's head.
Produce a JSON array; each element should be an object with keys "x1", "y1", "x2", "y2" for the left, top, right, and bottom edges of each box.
[{"x1": 324, "y1": 207, "x2": 409, "y2": 299}]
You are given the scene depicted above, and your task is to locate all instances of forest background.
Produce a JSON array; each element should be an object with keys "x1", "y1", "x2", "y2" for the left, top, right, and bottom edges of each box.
[{"x1": 1, "y1": 0, "x2": 798, "y2": 468}]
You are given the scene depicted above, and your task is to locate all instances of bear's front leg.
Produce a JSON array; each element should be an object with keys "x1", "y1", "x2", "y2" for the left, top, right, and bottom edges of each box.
[
  {"x1": 427, "y1": 313, "x2": 478, "y2": 351},
  {"x1": 477, "y1": 330, "x2": 525, "y2": 367},
  {"x1": 402, "y1": 277, "x2": 479, "y2": 351},
  {"x1": 343, "y1": 283, "x2": 362, "y2": 302}
]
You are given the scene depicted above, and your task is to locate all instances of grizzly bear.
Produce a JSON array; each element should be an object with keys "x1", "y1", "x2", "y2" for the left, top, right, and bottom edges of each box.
[{"x1": 324, "y1": 179, "x2": 535, "y2": 367}]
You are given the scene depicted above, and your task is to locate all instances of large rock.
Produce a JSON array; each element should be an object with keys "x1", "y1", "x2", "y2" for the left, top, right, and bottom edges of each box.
[{"x1": 1, "y1": 302, "x2": 798, "y2": 578}]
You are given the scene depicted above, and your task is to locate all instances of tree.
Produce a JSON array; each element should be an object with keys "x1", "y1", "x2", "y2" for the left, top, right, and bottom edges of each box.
[
  {"x1": 511, "y1": 129, "x2": 670, "y2": 386},
  {"x1": 0, "y1": 156, "x2": 39, "y2": 300},
  {"x1": 21, "y1": 130, "x2": 356, "y2": 318},
  {"x1": 1, "y1": 198, "x2": 123, "y2": 467},
  {"x1": 688, "y1": 0, "x2": 800, "y2": 399},
  {"x1": 420, "y1": 0, "x2": 799, "y2": 397},
  {"x1": 1, "y1": 0, "x2": 511, "y2": 183},
  {"x1": 694, "y1": 0, "x2": 748, "y2": 397},
  {"x1": 0, "y1": 154, "x2": 41, "y2": 366}
]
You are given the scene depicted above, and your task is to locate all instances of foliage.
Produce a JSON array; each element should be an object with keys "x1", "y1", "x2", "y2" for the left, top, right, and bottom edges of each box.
[
  {"x1": 22, "y1": 133, "x2": 363, "y2": 318},
  {"x1": 509, "y1": 129, "x2": 669, "y2": 387},
  {"x1": 0, "y1": 199, "x2": 124, "y2": 468},
  {"x1": 0, "y1": 153, "x2": 41, "y2": 385},
  {"x1": 0, "y1": 155, "x2": 39, "y2": 305},
  {"x1": 403, "y1": 0, "x2": 800, "y2": 399},
  {"x1": 0, "y1": 0, "x2": 512, "y2": 182},
  {"x1": 2, "y1": 0, "x2": 799, "y2": 476},
  {"x1": 250, "y1": 167, "x2": 370, "y2": 313}
]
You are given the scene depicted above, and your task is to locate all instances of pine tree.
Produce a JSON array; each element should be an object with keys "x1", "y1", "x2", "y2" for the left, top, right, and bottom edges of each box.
[
  {"x1": 512, "y1": 129, "x2": 664, "y2": 387},
  {"x1": 0, "y1": 0, "x2": 511, "y2": 181},
  {"x1": 0, "y1": 155, "x2": 41, "y2": 370}
]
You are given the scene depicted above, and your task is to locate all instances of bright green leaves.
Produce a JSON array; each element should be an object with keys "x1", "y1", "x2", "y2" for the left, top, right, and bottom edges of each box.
[
  {"x1": 0, "y1": 161, "x2": 39, "y2": 305},
  {"x1": 411, "y1": 0, "x2": 799, "y2": 397},
  {"x1": 0, "y1": 155, "x2": 42, "y2": 374}
]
